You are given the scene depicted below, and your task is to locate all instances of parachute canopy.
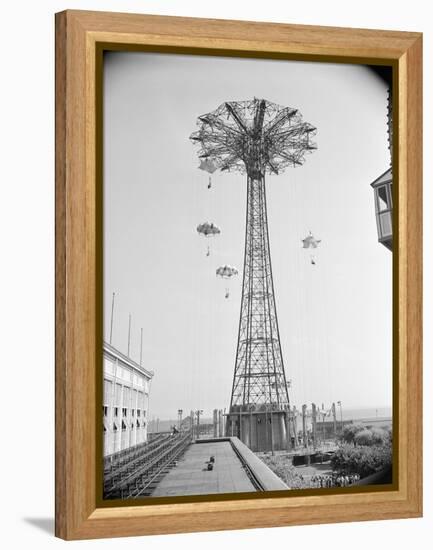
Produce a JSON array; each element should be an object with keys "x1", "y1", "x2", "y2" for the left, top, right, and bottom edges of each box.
[
  {"x1": 302, "y1": 231, "x2": 321, "y2": 249},
  {"x1": 216, "y1": 265, "x2": 239, "y2": 279},
  {"x1": 196, "y1": 221, "x2": 221, "y2": 237},
  {"x1": 198, "y1": 158, "x2": 217, "y2": 174}
]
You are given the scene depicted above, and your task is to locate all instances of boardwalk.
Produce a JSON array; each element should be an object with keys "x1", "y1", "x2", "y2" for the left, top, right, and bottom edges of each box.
[{"x1": 152, "y1": 441, "x2": 256, "y2": 496}]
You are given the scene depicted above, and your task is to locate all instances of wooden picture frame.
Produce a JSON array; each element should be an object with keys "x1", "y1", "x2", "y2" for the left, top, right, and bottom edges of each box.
[{"x1": 55, "y1": 9, "x2": 422, "y2": 540}]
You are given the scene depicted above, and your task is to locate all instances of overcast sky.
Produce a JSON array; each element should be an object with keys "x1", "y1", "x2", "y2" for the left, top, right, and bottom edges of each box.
[{"x1": 103, "y1": 51, "x2": 392, "y2": 420}]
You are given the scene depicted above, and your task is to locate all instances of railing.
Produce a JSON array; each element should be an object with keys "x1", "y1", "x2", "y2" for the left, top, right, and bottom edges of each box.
[
  {"x1": 104, "y1": 430, "x2": 192, "y2": 499},
  {"x1": 104, "y1": 434, "x2": 172, "y2": 484},
  {"x1": 104, "y1": 433, "x2": 169, "y2": 474}
]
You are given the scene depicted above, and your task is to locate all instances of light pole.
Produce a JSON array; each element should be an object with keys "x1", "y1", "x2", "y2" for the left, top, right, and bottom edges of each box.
[
  {"x1": 302, "y1": 404, "x2": 307, "y2": 448},
  {"x1": 337, "y1": 401, "x2": 343, "y2": 433},
  {"x1": 318, "y1": 407, "x2": 328, "y2": 448},
  {"x1": 190, "y1": 410, "x2": 194, "y2": 437},
  {"x1": 109, "y1": 292, "x2": 115, "y2": 345},
  {"x1": 178, "y1": 409, "x2": 183, "y2": 431},
  {"x1": 311, "y1": 403, "x2": 317, "y2": 449},
  {"x1": 195, "y1": 410, "x2": 203, "y2": 440},
  {"x1": 331, "y1": 402, "x2": 337, "y2": 441}
]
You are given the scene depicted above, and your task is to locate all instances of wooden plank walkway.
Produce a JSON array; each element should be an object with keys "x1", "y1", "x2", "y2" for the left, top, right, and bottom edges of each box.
[{"x1": 152, "y1": 441, "x2": 256, "y2": 496}]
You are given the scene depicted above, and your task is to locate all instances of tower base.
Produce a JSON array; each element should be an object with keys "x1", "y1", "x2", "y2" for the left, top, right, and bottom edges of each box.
[{"x1": 226, "y1": 407, "x2": 294, "y2": 452}]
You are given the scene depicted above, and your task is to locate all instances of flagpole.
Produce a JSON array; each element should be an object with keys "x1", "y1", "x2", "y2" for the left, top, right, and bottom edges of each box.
[
  {"x1": 127, "y1": 313, "x2": 132, "y2": 357},
  {"x1": 109, "y1": 292, "x2": 115, "y2": 345}
]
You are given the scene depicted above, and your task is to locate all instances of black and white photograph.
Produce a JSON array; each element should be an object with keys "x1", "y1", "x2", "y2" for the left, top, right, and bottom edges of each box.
[{"x1": 102, "y1": 51, "x2": 393, "y2": 501}]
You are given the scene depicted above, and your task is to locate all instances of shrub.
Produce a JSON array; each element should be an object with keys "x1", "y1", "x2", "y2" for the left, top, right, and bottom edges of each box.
[
  {"x1": 354, "y1": 429, "x2": 374, "y2": 446},
  {"x1": 370, "y1": 427, "x2": 389, "y2": 445},
  {"x1": 340, "y1": 423, "x2": 365, "y2": 446},
  {"x1": 259, "y1": 454, "x2": 309, "y2": 489},
  {"x1": 353, "y1": 427, "x2": 389, "y2": 447},
  {"x1": 331, "y1": 444, "x2": 392, "y2": 478}
]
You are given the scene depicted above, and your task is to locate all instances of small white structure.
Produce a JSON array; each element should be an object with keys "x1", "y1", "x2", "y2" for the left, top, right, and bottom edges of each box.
[
  {"x1": 371, "y1": 168, "x2": 392, "y2": 251},
  {"x1": 103, "y1": 341, "x2": 154, "y2": 457}
]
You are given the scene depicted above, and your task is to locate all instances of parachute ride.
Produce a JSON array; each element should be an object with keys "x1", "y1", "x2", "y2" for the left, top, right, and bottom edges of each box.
[
  {"x1": 302, "y1": 230, "x2": 321, "y2": 265},
  {"x1": 196, "y1": 221, "x2": 221, "y2": 257},
  {"x1": 216, "y1": 265, "x2": 239, "y2": 299},
  {"x1": 198, "y1": 158, "x2": 217, "y2": 189}
]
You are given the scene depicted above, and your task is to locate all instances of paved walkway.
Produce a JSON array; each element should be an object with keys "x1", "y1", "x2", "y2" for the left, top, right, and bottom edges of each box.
[{"x1": 152, "y1": 441, "x2": 256, "y2": 496}]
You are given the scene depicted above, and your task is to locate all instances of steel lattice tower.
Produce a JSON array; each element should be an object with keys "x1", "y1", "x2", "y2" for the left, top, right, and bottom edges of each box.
[{"x1": 191, "y1": 99, "x2": 316, "y2": 450}]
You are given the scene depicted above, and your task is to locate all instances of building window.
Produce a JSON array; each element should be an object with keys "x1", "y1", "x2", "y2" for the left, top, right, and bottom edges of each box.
[
  {"x1": 137, "y1": 410, "x2": 141, "y2": 417},
  {"x1": 113, "y1": 423, "x2": 118, "y2": 432},
  {"x1": 103, "y1": 406, "x2": 108, "y2": 417},
  {"x1": 376, "y1": 183, "x2": 392, "y2": 212},
  {"x1": 142, "y1": 410, "x2": 146, "y2": 418},
  {"x1": 373, "y1": 181, "x2": 393, "y2": 246},
  {"x1": 114, "y1": 407, "x2": 118, "y2": 417},
  {"x1": 122, "y1": 407, "x2": 127, "y2": 417},
  {"x1": 136, "y1": 420, "x2": 140, "y2": 428},
  {"x1": 132, "y1": 409, "x2": 135, "y2": 417},
  {"x1": 121, "y1": 420, "x2": 127, "y2": 431},
  {"x1": 377, "y1": 185, "x2": 388, "y2": 211}
]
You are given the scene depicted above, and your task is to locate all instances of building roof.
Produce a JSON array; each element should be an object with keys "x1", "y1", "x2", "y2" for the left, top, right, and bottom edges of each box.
[
  {"x1": 370, "y1": 167, "x2": 392, "y2": 188},
  {"x1": 103, "y1": 341, "x2": 154, "y2": 379}
]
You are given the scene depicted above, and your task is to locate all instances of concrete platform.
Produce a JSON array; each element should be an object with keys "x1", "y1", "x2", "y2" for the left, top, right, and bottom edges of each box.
[{"x1": 152, "y1": 440, "x2": 256, "y2": 496}]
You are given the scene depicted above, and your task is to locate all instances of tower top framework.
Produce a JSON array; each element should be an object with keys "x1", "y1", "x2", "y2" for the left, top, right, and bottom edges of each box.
[{"x1": 190, "y1": 98, "x2": 316, "y2": 178}]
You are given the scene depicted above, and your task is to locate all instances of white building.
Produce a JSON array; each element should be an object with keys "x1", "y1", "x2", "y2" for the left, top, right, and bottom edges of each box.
[
  {"x1": 371, "y1": 168, "x2": 392, "y2": 251},
  {"x1": 103, "y1": 341, "x2": 154, "y2": 457}
]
